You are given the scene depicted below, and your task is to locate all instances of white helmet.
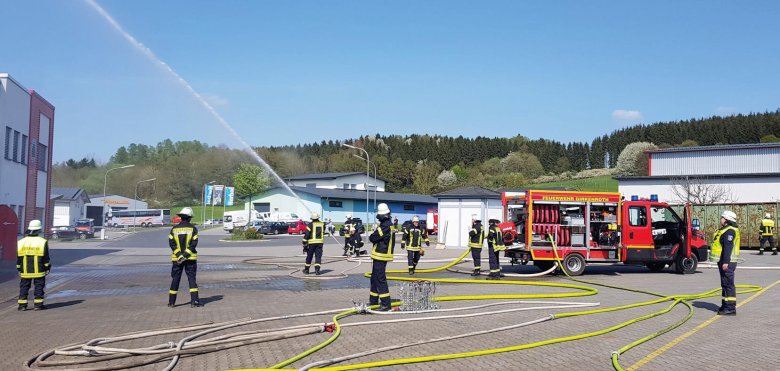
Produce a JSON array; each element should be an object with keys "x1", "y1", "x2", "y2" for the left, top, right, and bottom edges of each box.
[
  {"x1": 721, "y1": 210, "x2": 737, "y2": 223},
  {"x1": 377, "y1": 203, "x2": 390, "y2": 216},
  {"x1": 471, "y1": 214, "x2": 479, "y2": 221},
  {"x1": 766, "y1": 213, "x2": 772, "y2": 219},
  {"x1": 178, "y1": 207, "x2": 194, "y2": 217},
  {"x1": 412, "y1": 216, "x2": 419, "y2": 222},
  {"x1": 27, "y1": 220, "x2": 42, "y2": 231},
  {"x1": 311, "y1": 212, "x2": 320, "y2": 220},
  {"x1": 346, "y1": 213, "x2": 352, "y2": 219}
]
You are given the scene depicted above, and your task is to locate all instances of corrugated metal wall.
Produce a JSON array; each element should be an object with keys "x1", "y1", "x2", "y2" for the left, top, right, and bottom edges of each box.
[{"x1": 652, "y1": 147, "x2": 780, "y2": 176}]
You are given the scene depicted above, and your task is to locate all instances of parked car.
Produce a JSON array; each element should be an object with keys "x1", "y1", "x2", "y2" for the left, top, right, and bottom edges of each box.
[
  {"x1": 288, "y1": 220, "x2": 308, "y2": 234},
  {"x1": 349, "y1": 218, "x2": 366, "y2": 234},
  {"x1": 247, "y1": 220, "x2": 272, "y2": 235},
  {"x1": 50, "y1": 226, "x2": 93, "y2": 240},
  {"x1": 268, "y1": 221, "x2": 289, "y2": 235}
]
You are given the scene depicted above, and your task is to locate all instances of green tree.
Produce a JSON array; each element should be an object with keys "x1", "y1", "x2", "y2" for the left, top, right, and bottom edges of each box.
[
  {"x1": 412, "y1": 160, "x2": 442, "y2": 195},
  {"x1": 760, "y1": 134, "x2": 780, "y2": 143},
  {"x1": 615, "y1": 142, "x2": 658, "y2": 176},
  {"x1": 233, "y1": 163, "x2": 271, "y2": 223},
  {"x1": 501, "y1": 152, "x2": 545, "y2": 179}
]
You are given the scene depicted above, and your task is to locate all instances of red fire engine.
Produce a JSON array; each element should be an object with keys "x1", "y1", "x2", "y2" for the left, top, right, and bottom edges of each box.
[{"x1": 499, "y1": 190, "x2": 707, "y2": 276}]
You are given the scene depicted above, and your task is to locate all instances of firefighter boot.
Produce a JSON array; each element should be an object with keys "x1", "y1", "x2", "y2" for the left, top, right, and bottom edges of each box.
[
  {"x1": 315, "y1": 266, "x2": 322, "y2": 275},
  {"x1": 409, "y1": 268, "x2": 415, "y2": 275},
  {"x1": 773, "y1": 250, "x2": 778, "y2": 255},
  {"x1": 168, "y1": 293, "x2": 177, "y2": 308},
  {"x1": 758, "y1": 250, "x2": 764, "y2": 255},
  {"x1": 303, "y1": 266, "x2": 310, "y2": 275},
  {"x1": 470, "y1": 269, "x2": 481, "y2": 276},
  {"x1": 17, "y1": 304, "x2": 27, "y2": 311},
  {"x1": 33, "y1": 304, "x2": 46, "y2": 311}
]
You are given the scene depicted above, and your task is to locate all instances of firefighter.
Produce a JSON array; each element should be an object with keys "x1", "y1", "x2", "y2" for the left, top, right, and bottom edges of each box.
[
  {"x1": 302, "y1": 212, "x2": 326, "y2": 275},
  {"x1": 402, "y1": 216, "x2": 430, "y2": 275},
  {"x1": 17, "y1": 220, "x2": 50, "y2": 311},
  {"x1": 340, "y1": 214, "x2": 354, "y2": 256},
  {"x1": 369, "y1": 203, "x2": 395, "y2": 311},
  {"x1": 168, "y1": 207, "x2": 201, "y2": 308},
  {"x1": 468, "y1": 214, "x2": 485, "y2": 276},
  {"x1": 347, "y1": 224, "x2": 364, "y2": 257},
  {"x1": 710, "y1": 210, "x2": 740, "y2": 316},
  {"x1": 486, "y1": 219, "x2": 506, "y2": 280},
  {"x1": 758, "y1": 212, "x2": 776, "y2": 255}
]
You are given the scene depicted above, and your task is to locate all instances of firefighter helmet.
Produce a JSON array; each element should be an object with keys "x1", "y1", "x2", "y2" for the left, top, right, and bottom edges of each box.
[
  {"x1": 412, "y1": 216, "x2": 419, "y2": 222},
  {"x1": 766, "y1": 213, "x2": 772, "y2": 219},
  {"x1": 721, "y1": 210, "x2": 737, "y2": 223},
  {"x1": 377, "y1": 203, "x2": 390, "y2": 215},
  {"x1": 177, "y1": 207, "x2": 194, "y2": 217},
  {"x1": 311, "y1": 212, "x2": 320, "y2": 220},
  {"x1": 27, "y1": 220, "x2": 42, "y2": 231}
]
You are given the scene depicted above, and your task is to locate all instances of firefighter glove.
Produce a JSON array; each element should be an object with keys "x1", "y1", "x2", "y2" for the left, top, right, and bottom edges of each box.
[
  {"x1": 400, "y1": 243, "x2": 406, "y2": 250},
  {"x1": 426, "y1": 241, "x2": 430, "y2": 246}
]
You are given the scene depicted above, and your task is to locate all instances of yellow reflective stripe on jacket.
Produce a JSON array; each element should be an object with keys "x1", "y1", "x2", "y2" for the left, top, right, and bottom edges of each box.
[
  {"x1": 170, "y1": 227, "x2": 196, "y2": 261},
  {"x1": 490, "y1": 227, "x2": 507, "y2": 251},
  {"x1": 468, "y1": 226, "x2": 484, "y2": 248},
  {"x1": 306, "y1": 222, "x2": 325, "y2": 244},
  {"x1": 710, "y1": 226, "x2": 740, "y2": 262},
  {"x1": 760, "y1": 219, "x2": 775, "y2": 236},
  {"x1": 371, "y1": 226, "x2": 395, "y2": 261},
  {"x1": 18, "y1": 237, "x2": 47, "y2": 278}
]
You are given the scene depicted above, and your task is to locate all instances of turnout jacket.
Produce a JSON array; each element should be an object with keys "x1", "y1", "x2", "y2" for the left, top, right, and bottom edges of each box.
[
  {"x1": 468, "y1": 221, "x2": 485, "y2": 249},
  {"x1": 760, "y1": 218, "x2": 775, "y2": 237},
  {"x1": 487, "y1": 225, "x2": 506, "y2": 252},
  {"x1": 402, "y1": 225, "x2": 429, "y2": 251},
  {"x1": 169, "y1": 221, "x2": 199, "y2": 261},
  {"x1": 370, "y1": 218, "x2": 396, "y2": 261},
  {"x1": 17, "y1": 235, "x2": 50, "y2": 279},
  {"x1": 303, "y1": 220, "x2": 325, "y2": 245}
]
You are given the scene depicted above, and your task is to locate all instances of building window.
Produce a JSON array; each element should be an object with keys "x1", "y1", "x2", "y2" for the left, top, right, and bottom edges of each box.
[
  {"x1": 350, "y1": 184, "x2": 357, "y2": 189},
  {"x1": 12, "y1": 130, "x2": 20, "y2": 162},
  {"x1": 37, "y1": 143, "x2": 47, "y2": 172},
  {"x1": 306, "y1": 183, "x2": 316, "y2": 188},
  {"x1": 4, "y1": 127, "x2": 10, "y2": 160},
  {"x1": 403, "y1": 204, "x2": 415, "y2": 211},
  {"x1": 20, "y1": 134, "x2": 27, "y2": 164},
  {"x1": 329, "y1": 201, "x2": 343, "y2": 208},
  {"x1": 343, "y1": 183, "x2": 350, "y2": 189}
]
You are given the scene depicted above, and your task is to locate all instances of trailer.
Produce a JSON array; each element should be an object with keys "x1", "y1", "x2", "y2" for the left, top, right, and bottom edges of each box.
[{"x1": 499, "y1": 190, "x2": 707, "y2": 275}]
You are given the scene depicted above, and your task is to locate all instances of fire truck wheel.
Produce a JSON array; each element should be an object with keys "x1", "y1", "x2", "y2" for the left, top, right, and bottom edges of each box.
[
  {"x1": 674, "y1": 253, "x2": 698, "y2": 274},
  {"x1": 645, "y1": 262, "x2": 666, "y2": 272},
  {"x1": 562, "y1": 253, "x2": 586, "y2": 276}
]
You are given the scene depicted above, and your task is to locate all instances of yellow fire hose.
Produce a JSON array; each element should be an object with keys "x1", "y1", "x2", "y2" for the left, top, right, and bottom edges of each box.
[{"x1": 239, "y1": 236, "x2": 761, "y2": 371}]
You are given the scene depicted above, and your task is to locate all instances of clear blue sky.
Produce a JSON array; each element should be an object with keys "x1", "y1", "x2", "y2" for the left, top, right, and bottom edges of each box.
[{"x1": 3, "y1": 0, "x2": 779, "y2": 163}]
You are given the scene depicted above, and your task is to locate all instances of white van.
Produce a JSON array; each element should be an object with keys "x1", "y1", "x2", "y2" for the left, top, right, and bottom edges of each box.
[{"x1": 223, "y1": 210, "x2": 262, "y2": 233}]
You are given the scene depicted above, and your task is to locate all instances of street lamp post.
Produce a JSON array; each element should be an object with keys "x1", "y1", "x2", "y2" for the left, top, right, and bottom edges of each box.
[
  {"x1": 202, "y1": 181, "x2": 216, "y2": 226},
  {"x1": 353, "y1": 154, "x2": 378, "y2": 215},
  {"x1": 134, "y1": 178, "x2": 156, "y2": 232},
  {"x1": 101, "y1": 164, "x2": 135, "y2": 239},
  {"x1": 343, "y1": 143, "x2": 370, "y2": 237}
]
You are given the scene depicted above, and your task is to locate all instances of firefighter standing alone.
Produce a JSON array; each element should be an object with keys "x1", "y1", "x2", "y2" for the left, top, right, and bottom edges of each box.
[
  {"x1": 168, "y1": 207, "x2": 202, "y2": 308},
  {"x1": 340, "y1": 214, "x2": 354, "y2": 256},
  {"x1": 710, "y1": 210, "x2": 740, "y2": 316},
  {"x1": 486, "y1": 219, "x2": 506, "y2": 280},
  {"x1": 402, "y1": 216, "x2": 429, "y2": 275},
  {"x1": 17, "y1": 220, "x2": 50, "y2": 311},
  {"x1": 468, "y1": 214, "x2": 485, "y2": 276},
  {"x1": 302, "y1": 212, "x2": 325, "y2": 275},
  {"x1": 758, "y1": 212, "x2": 776, "y2": 255},
  {"x1": 369, "y1": 203, "x2": 395, "y2": 311}
]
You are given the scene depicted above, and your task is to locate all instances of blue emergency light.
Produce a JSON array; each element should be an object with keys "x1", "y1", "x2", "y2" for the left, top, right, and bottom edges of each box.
[
  {"x1": 650, "y1": 194, "x2": 659, "y2": 201},
  {"x1": 631, "y1": 195, "x2": 639, "y2": 201}
]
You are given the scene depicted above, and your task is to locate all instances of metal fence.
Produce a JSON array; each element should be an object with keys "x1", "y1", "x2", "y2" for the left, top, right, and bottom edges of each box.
[{"x1": 670, "y1": 202, "x2": 779, "y2": 249}]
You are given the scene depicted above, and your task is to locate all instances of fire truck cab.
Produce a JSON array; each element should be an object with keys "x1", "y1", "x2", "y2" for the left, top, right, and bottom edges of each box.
[{"x1": 499, "y1": 190, "x2": 707, "y2": 276}]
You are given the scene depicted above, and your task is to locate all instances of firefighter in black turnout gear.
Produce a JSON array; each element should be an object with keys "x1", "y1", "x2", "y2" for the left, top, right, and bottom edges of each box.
[
  {"x1": 369, "y1": 203, "x2": 395, "y2": 311},
  {"x1": 402, "y1": 216, "x2": 429, "y2": 275},
  {"x1": 486, "y1": 219, "x2": 506, "y2": 280},
  {"x1": 302, "y1": 212, "x2": 325, "y2": 275},
  {"x1": 168, "y1": 207, "x2": 202, "y2": 308},
  {"x1": 758, "y1": 212, "x2": 776, "y2": 255},
  {"x1": 17, "y1": 220, "x2": 50, "y2": 311},
  {"x1": 346, "y1": 224, "x2": 363, "y2": 257},
  {"x1": 711, "y1": 210, "x2": 740, "y2": 316},
  {"x1": 340, "y1": 214, "x2": 354, "y2": 256},
  {"x1": 468, "y1": 214, "x2": 485, "y2": 276}
]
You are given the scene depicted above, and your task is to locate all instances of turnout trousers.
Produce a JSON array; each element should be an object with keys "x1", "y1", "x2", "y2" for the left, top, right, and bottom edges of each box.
[
  {"x1": 169, "y1": 261, "x2": 199, "y2": 305},
  {"x1": 719, "y1": 262, "x2": 737, "y2": 311},
  {"x1": 470, "y1": 247, "x2": 482, "y2": 271},
  {"x1": 369, "y1": 260, "x2": 390, "y2": 307},
  {"x1": 19, "y1": 277, "x2": 46, "y2": 306},
  {"x1": 407, "y1": 250, "x2": 421, "y2": 271},
  {"x1": 305, "y1": 244, "x2": 323, "y2": 270}
]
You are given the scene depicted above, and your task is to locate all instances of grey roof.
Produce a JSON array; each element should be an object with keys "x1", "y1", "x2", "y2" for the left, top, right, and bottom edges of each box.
[
  {"x1": 649, "y1": 142, "x2": 780, "y2": 154},
  {"x1": 285, "y1": 172, "x2": 389, "y2": 182},
  {"x1": 278, "y1": 186, "x2": 437, "y2": 204},
  {"x1": 433, "y1": 186, "x2": 501, "y2": 199},
  {"x1": 51, "y1": 187, "x2": 89, "y2": 202},
  {"x1": 615, "y1": 173, "x2": 780, "y2": 181}
]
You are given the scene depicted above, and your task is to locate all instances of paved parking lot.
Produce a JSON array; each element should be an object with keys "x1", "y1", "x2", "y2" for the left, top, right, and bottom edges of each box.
[{"x1": 1, "y1": 227, "x2": 779, "y2": 370}]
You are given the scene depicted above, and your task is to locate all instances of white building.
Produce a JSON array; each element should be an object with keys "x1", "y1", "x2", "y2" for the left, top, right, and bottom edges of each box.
[
  {"x1": 285, "y1": 172, "x2": 387, "y2": 192},
  {"x1": 0, "y1": 73, "x2": 54, "y2": 261},
  {"x1": 434, "y1": 187, "x2": 504, "y2": 248},
  {"x1": 617, "y1": 143, "x2": 780, "y2": 204},
  {"x1": 51, "y1": 188, "x2": 91, "y2": 227}
]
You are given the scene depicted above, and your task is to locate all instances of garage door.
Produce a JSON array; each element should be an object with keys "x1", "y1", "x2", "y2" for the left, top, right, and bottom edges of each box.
[{"x1": 253, "y1": 203, "x2": 270, "y2": 213}]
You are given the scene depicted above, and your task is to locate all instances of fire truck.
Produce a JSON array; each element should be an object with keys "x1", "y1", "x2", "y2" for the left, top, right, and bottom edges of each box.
[{"x1": 499, "y1": 190, "x2": 708, "y2": 276}]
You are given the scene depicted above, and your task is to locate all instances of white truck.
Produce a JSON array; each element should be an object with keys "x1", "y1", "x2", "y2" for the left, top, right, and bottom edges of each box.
[{"x1": 223, "y1": 210, "x2": 263, "y2": 233}]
